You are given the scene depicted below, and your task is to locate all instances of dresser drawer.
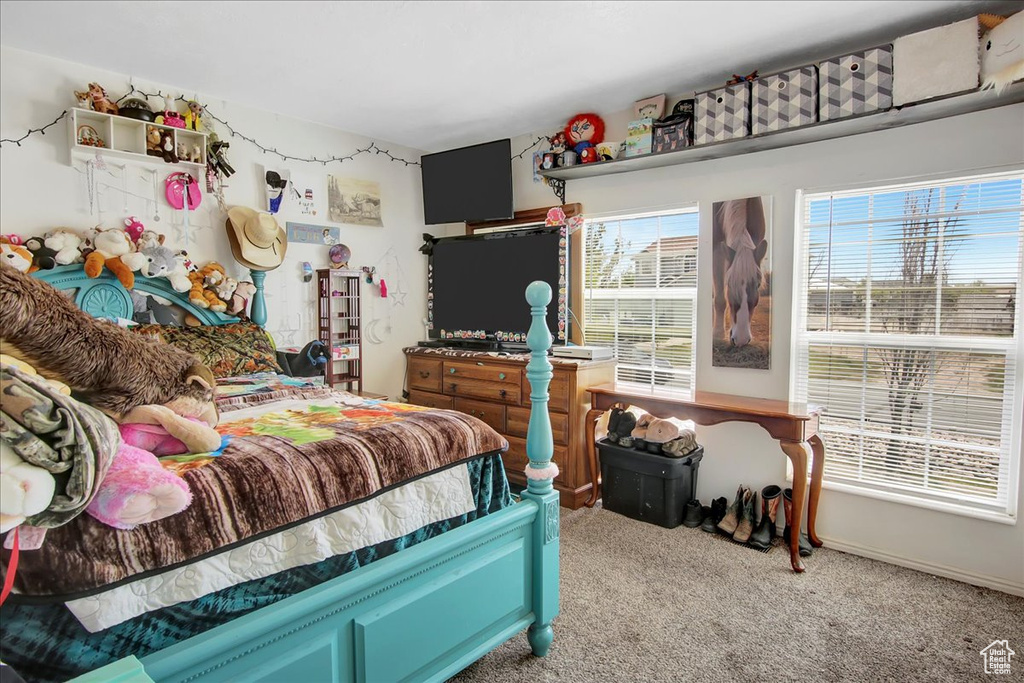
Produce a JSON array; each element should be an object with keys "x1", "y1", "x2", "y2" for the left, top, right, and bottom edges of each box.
[
  {"x1": 506, "y1": 406, "x2": 568, "y2": 445},
  {"x1": 522, "y1": 372, "x2": 570, "y2": 414},
  {"x1": 408, "y1": 389, "x2": 453, "y2": 410},
  {"x1": 503, "y1": 436, "x2": 567, "y2": 484},
  {"x1": 443, "y1": 378, "x2": 521, "y2": 405},
  {"x1": 443, "y1": 361, "x2": 520, "y2": 386},
  {"x1": 454, "y1": 398, "x2": 506, "y2": 432},
  {"x1": 408, "y1": 358, "x2": 443, "y2": 393}
]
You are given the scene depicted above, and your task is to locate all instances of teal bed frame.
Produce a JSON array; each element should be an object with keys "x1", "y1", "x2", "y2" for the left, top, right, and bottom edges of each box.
[{"x1": 26, "y1": 265, "x2": 559, "y2": 683}]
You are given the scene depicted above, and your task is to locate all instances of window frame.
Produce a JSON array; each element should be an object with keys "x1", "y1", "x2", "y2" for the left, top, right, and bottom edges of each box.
[
  {"x1": 582, "y1": 204, "x2": 700, "y2": 397},
  {"x1": 791, "y1": 169, "x2": 1024, "y2": 523}
]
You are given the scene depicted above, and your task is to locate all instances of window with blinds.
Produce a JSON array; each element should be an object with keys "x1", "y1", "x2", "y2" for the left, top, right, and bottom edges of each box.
[
  {"x1": 583, "y1": 208, "x2": 699, "y2": 394},
  {"x1": 794, "y1": 171, "x2": 1023, "y2": 516}
]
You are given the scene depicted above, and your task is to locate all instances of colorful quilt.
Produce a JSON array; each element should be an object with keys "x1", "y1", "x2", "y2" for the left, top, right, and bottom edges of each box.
[{"x1": 1, "y1": 384, "x2": 508, "y2": 599}]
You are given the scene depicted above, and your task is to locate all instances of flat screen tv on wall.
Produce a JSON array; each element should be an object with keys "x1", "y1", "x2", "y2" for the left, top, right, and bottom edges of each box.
[
  {"x1": 421, "y1": 139, "x2": 514, "y2": 225},
  {"x1": 428, "y1": 226, "x2": 568, "y2": 345}
]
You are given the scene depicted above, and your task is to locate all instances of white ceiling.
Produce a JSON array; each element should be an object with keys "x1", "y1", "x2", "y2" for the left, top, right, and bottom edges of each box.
[{"x1": 0, "y1": 1, "x2": 1017, "y2": 152}]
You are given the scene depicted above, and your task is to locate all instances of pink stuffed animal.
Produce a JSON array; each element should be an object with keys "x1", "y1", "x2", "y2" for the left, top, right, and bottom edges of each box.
[
  {"x1": 85, "y1": 443, "x2": 191, "y2": 530},
  {"x1": 124, "y1": 217, "x2": 146, "y2": 244}
]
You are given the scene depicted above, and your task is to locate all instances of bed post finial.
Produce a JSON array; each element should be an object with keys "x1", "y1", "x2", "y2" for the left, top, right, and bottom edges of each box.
[
  {"x1": 249, "y1": 269, "x2": 267, "y2": 328},
  {"x1": 522, "y1": 280, "x2": 558, "y2": 658},
  {"x1": 524, "y1": 280, "x2": 555, "y2": 494}
]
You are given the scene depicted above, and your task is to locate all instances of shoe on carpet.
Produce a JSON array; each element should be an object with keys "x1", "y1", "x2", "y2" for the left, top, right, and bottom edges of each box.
[
  {"x1": 682, "y1": 499, "x2": 704, "y2": 528},
  {"x1": 748, "y1": 485, "x2": 781, "y2": 550},
  {"x1": 717, "y1": 486, "x2": 744, "y2": 535},
  {"x1": 782, "y1": 487, "x2": 813, "y2": 557},
  {"x1": 732, "y1": 487, "x2": 756, "y2": 543},
  {"x1": 701, "y1": 497, "x2": 727, "y2": 533}
]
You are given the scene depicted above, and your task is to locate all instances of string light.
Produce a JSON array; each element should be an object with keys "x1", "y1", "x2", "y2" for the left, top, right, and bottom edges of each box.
[
  {"x1": 0, "y1": 110, "x2": 69, "y2": 147},
  {"x1": 512, "y1": 135, "x2": 547, "y2": 160}
]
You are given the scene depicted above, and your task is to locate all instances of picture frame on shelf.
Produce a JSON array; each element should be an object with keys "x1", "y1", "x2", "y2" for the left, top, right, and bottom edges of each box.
[
  {"x1": 634, "y1": 94, "x2": 666, "y2": 120},
  {"x1": 76, "y1": 124, "x2": 105, "y2": 148}
]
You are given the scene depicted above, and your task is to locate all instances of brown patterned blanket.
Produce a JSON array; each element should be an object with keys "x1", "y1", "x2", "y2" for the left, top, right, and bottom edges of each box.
[{"x1": 2, "y1": 383, "x2": 507, "y2": 599}]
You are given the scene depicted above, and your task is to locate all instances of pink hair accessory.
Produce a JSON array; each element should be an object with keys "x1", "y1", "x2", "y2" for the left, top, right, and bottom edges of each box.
[{"x1": 525, "y1": 462, "x2": 560, "y2": 480}]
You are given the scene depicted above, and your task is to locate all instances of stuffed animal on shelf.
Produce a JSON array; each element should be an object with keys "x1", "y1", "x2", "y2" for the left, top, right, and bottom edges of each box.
[
  {"x1": 564, "y1": 113, "x2": 605, "y2": 156},
  {"x1": 123, "y1": 217, "x2": 146, "y2": 244},
  {"x1": 2, "y1": 242, "x2": 34, "y2": 272},
  {"x1": 74, "y1": 89, "x2": 92, "y2": 110},
  {"x1": 145, "y1": 126, "x2": 163, "y2": 157},
  {"x1": 187, "y1": 262, "x2": 230, "y2": 311},
  {"x1": 87, "y1": 83, "x2": 119, "y2": 115},
  {"x1": 183, "y1": 100, "x2": 204, "y2": 132},
  {"x1": 82, "y1": 226, "x2": 147, "y2": 289},
  {"x1": 155, "y1": 96, "x2": 185, "y2": 129},
  {"x1": 138, "y1": 243, "x2": 192, "y2": 292},
  {"x1": 227, "y1": 280, "x2": 257, "y2": 319},
  {"x1": 157, "y1": 130, "x2": 178, "y2": 164},
  {"x1": 23, "y1": 236, "x2": 58, "y2": 272},
  {"x1": 981, "y1": 11, "x2": 1024, "y2": 94},
  {"x1": 44, "y1": 229, "x2": 85, "y2": 265}
]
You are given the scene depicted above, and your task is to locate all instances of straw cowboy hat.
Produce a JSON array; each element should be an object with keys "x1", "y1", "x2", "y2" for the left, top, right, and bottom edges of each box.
[{"x1": 225, "y1": 206, "x2": 287, "y2": 271}]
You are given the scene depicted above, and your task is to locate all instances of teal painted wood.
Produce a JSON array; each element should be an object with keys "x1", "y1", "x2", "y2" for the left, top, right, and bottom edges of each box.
[
  {"x1": 67, "y1": 656, "x2": 154, "y2": 683},
  {"x1": 249, "y1": 270, "x2": 268, "y2": 328},
  {"x1": 140, "y1": 502, "x2": 541, "y2": 683},
  {"x1": 35, "y1": 265, "x2": 239, "y2": 326},
  {"x1": 520, "y1": 280, "x2": 560, "y2": 658}
]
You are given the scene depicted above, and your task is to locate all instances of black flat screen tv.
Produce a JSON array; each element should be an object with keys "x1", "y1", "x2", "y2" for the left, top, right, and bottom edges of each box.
[
  {"x1": 428, "y1": 227, "x2": 567, "y2": 345},
  {"x1": 421, "y1": 139, "x2": 514, "y2": 225}
]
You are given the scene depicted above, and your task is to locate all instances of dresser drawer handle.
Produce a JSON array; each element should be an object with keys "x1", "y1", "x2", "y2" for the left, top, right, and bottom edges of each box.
[
  {"x1": 449, "y1": 383, "x2": 458, "y2": 391},
  {"x1": 419, "y1": 371, "x2": 430, "y2": 379},
  {"x1": 498, "y1": 372, "x2": 506, "y2": 380},
  {"x1": 499, "y1": 389, "x2": 507, "y2": 398},
  {"x1": 476, "y1": 362, "x2": 484, "y2": 366},
  {"x1": 449, "y1": 368, "x2": 456, "y2": 374}
]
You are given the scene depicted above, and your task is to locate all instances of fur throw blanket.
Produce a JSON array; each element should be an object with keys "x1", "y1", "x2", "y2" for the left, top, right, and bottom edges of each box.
[{"x1": 0, "y1": 263, "x2": 217, "y2": 422}]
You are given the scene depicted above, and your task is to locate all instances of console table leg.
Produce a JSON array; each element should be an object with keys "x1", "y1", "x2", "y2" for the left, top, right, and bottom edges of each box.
[
  {"x1": 807, "y1": 434, "x2": 825, "y2": 548},
  {"x1": 583, "y1": 408, "x2": 603, "y2": 508},
  {"x1": 780, "y1": 440, "x2": 811, "y2": 573}
]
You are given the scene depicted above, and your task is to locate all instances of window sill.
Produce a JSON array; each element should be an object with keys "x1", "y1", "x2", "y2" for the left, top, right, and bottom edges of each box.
[{"x1": 785, "y1": 473, "x2": 1017, "y2": 525}]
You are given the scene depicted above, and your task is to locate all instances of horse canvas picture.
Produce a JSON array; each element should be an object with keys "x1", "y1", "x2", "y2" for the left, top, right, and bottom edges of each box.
[{"x1": 712, "y1": 195, "x2": 772, "y2": 369}]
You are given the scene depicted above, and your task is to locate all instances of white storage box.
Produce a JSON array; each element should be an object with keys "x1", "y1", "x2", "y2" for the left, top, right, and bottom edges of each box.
[
  {"x1": 893, "y1": 18, "x2": 979, "y2": 106},
  {"x1": 819, "y1": 46, "x2": 893, "y2": 121},
  {"x1": 752, "y1": 65, "x2": 818, "y2": 135},
  {"x1": 694, "y1": 82, "x2": 750, "y2": 145}
]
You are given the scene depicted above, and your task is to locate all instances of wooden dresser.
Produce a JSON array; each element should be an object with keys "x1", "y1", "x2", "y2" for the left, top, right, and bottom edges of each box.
[{"x1": 404, "y1": 347, "x2": 615, "y2": 509}]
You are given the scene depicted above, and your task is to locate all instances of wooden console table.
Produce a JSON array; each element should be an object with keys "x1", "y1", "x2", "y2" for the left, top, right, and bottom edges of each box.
[{"x1": 585, "y1": 384, "x2": 824, "y2": 573}]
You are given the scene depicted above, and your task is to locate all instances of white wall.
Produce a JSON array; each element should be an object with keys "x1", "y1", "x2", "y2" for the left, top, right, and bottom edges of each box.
[
  {"x1": 0, "y1": 46, "x2": 429, "y2": 398},
  {"x1": 511, "y1": 104, "x2": 1024, "y2": 593}
]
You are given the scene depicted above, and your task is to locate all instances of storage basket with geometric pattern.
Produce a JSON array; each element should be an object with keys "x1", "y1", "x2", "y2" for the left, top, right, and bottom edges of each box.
[
  {"x1": 752, "y1": 65, "x2": 818, "y2": 135},
  {"x1": 694, "y1": 82, "x2": 751, "y2": 145},
  {"x1": 818, "y1": 45, "x2": 893, "y2": 121}
]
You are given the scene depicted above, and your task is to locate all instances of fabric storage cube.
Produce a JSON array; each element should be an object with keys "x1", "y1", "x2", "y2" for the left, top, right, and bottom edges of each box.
[
  {"x1": 819, "y1": 45, "x2": 893, "y2": 121},
  {"x1": 694, "y1": 82, "x2": 750, "y2": 145},
  {"x1": 752, "y1": 65, "x2": 818, "y2": 135},
  {"x1": 893, "y1": 18, "x2": 980, "y2": 105}
]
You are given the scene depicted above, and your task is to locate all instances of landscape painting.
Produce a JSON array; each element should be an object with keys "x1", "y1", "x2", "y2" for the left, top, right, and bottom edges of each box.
[
  {"x1": 712, "y1": 195, "x2": 772, "y2": 369},
  {"x1": 328, "y1": 176, "x2": 383, "y2": 227}
]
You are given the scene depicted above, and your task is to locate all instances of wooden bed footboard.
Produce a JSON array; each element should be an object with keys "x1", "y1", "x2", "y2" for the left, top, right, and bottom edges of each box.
[{"x1": 69, "y1": 281, "x2": 560, "y2": 683}]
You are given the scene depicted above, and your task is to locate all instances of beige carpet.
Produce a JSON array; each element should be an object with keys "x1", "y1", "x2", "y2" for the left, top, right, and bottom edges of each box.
[{"x1": 451, "y1": 506, "x2": 1024, "y2": 682}]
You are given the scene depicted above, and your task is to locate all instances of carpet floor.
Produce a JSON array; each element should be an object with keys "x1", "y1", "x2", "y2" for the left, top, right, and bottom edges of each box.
[{"x1": 450, "y1": 506, "x2": 1024, "y2": 682}]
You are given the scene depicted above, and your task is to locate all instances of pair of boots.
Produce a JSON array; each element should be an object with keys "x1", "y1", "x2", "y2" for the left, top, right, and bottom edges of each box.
[{"x1": 716, "y1": 485, "x2": 758, "y2": 543}]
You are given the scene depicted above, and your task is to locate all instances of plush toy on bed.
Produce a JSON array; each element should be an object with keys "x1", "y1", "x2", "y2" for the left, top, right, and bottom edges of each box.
[
  {"x1": 44, "y1": 229, "x2": 85, "y2": 265},
  {"x1": 139, "y1": 243, "x2": 192, "y2": 292},
  {"x1": 82, "y1": 226, "x2": 147, "y2": 289},
  {"x1": 0, "y1": 263, "x2": 218, "y2": 424},
  {"x1": 23, "y1": 236, "x2": 59, "y2": 272},
  {"x1": 188, "y1": 262, "x2": 231, "y2": 311},
  {"x1": 0, "y1": 440, "x2": 56, "y2": 534},
  {"x1": 1, "y1": 241, "x2": 33, "y2": 272}
]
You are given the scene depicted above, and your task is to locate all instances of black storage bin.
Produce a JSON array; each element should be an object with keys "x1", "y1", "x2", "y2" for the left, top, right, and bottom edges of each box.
[{"x1": 598, "y1": 438, "x2": 703, "y2": 529}]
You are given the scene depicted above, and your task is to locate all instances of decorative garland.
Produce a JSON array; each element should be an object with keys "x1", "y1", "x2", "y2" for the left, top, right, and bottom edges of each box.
[{"x1": 1, "y1": 88, "x2": 552, "y2": 168}]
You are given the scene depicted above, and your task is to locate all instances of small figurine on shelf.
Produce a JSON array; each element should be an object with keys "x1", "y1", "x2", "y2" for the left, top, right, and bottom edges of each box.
[
  {"x1": 548, "y1": 131, "x2": 567, "y2": 154},
  {"x1": 87, "y1": 83, "x2": 119, "y2": 115},
  {"x1": 74, "y1": 89, "x2": 92, "y2": 110},
  {"x1": 145, "y1": 126, "x2": 162, "y2": 156},
  {"x1": 157, "y1": 130, "x2": 178, "y2": 164},
  {"x1": 176, "y1": 142, "x2": 189, "y2": 161},
  {"x1": 726, "y1": 71, "x2": 759, "y2": 86},
  {"x1": 155, "y1": 96, "x2": 185, "y2": 128},
  {"x1": 565, "y1": 112, "x2": 605, "y2": 157},
  {"x1": 183, "y1": 100, "x2": 204, "y2": 131},
  {"x1": 190, "y1": 144, "x2": 203, "y2": 163}
]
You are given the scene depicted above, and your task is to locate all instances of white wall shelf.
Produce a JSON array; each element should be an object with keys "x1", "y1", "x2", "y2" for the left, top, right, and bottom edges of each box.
[
  {"x1": 68, "y1": 107, "x2": 207, "y2": 170},
  {"x1": 539, "y1": 84, "x2": 1024, "y2": 181}
]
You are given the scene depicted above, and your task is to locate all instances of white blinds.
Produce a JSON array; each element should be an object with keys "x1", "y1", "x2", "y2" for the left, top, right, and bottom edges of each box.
[
  {"x1": 794, "y1": 171, "x2": 1024, "y2": 514},
  {"x1": 583, "y1": 208, "x2": 698, "y2": 394}
]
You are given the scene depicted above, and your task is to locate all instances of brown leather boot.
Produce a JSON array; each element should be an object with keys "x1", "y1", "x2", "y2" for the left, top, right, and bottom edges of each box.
[
  {"x1": 732, "y1": 487, "x2": 756, "y2": 543},
  {"x1": 782, "y1": 487, "x2": 813, "y2": 557},
  {"x1": 717, "y1": 485, "x2": 744, "y2": 535}
]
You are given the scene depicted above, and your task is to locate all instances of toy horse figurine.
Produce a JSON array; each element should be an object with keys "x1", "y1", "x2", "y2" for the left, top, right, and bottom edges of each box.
[
  {"x1": 87, "y1": 83, "x2": 119, "y2": 115},
  {"x1": 712, "y1": 197, "x2": 768, "y2": 348}
]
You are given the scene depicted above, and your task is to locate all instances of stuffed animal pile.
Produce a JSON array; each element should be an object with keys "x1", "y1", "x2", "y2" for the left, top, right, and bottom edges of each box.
[{"x1": 2, "y1": 222, "x2": 252, "y2": 320}]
